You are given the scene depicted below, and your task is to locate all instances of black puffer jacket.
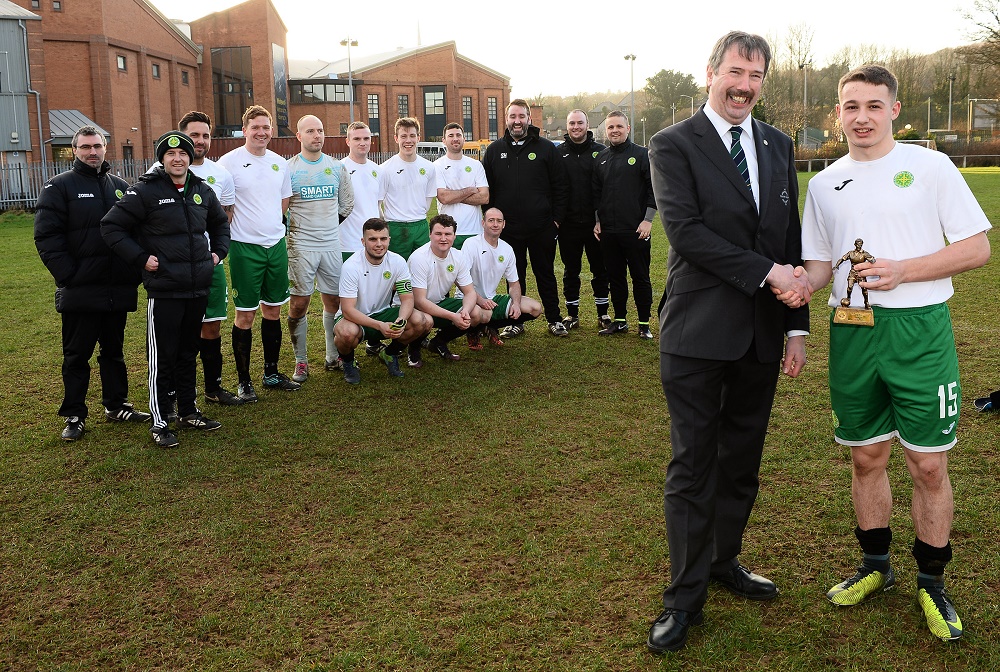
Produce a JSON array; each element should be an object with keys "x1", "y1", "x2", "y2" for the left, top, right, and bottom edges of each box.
[
  {"x1": 34, "y1": 159, "x2": 139, "y2": 313},
  {"x1": 483, "y1": 125, "x2": 568, "y2": 238},
  {"x1": 101, "y1": 167, "x2": 230, "y2": 299}
]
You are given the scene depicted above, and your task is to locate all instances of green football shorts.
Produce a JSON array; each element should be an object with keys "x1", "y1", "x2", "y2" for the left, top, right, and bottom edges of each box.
[
  {"x1": 488, "y1": 294, "x2": 512, "y2": 322},
  {"x1": 431, "y1": 297, "x2": 466, "y2": 329},
  {"x1": 203, "y1": 261, "x2": 229, "y2": 322},
  {"x1": 387, "y1": 219, "x2": 429, "y2": 259},
  {"x1": 229, "y1": 239, "x2": 291, "y2": 310},
  {"x1": 829, "y1": 303, "x2": 960, "y2": 452}
]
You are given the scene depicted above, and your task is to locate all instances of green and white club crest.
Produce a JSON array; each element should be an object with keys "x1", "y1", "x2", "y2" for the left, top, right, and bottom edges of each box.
[
  {"x1": 893, "y1": 171, "x2": 914, "y2": 188},
  {"x1": 167, "y1": 135, "x2": 180, "y2": 148},
  {"x1": 628, "y1": 157, "x2": 636, "y2": 166},
  {"x1": 383, "y1": 271, "x2": 392, "y2": 279},
  {"x1": 447, "y1": 264, "x2": 455, "y2": 272},
  {"x1": 193, "y1": 194, "x2": 203, "y2": 205},
  {"x1": 115, "y1": 189, "x2": 124, "y2": 199},
  {"x1": 271, "y1": 164, "x2": 280, "y2": 171},
  {"x1": 528, "y1": 153, "x2": 536, "y2": 160}
]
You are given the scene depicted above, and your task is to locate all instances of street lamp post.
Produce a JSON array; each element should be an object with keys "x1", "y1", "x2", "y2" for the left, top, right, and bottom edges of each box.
[
  {"x1": 641, "y1": 117, "x2": 646, "y2": 145},
  {"x1": 625, "y1": 54, "x2": 636, "y2": 137},
  {"x1": 341, "y1": 37, "x2": 358, "y2": 123},
  {"x1": 947, "y1": 73, "x2": 956, "y2": 131},
  {"x1": 671, "y1": 104, "x2": 676, "y2": 126},
  {"x1": 799, "y1": 61, "x2": 811, "y2": 148},
  {"x1": 927, "y1": 97, "x2": 931, "y2": 133},
  {"x1": 678, "y1": 94, "x2": 694, "y2": 118}
]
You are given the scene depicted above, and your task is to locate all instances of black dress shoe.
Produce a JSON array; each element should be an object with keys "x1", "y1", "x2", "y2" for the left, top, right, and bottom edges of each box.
[
  {"x1": 711, "y1": 564, "x2": 778, "y2": 600},
  {"x1": 647, "y1": 608, "x2": 704, "y2": 653}
]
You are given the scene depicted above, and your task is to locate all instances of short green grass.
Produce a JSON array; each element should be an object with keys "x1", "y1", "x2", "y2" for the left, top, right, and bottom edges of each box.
[{"x1": 1, "y1": 170, "x2": 999, "y2": 670}]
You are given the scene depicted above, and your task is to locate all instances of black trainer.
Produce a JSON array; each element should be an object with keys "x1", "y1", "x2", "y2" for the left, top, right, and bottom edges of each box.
[
  {"x1": 178, "y1": 412, "x2": 222, "y2": 431},
  {"x1": 205, "y1": 388, "x2": 245, "y2": 406},
  {"x1": 379, "y1": 350, "x2": 404, "y2": 377},
  {"x1": 498, "y1": 324, "x2": 524, "y2": 339},
  {"x1": 599, "y1": 321, "x2": 629, "y2": 336},
  {"x1": 407, "y1": 340, "x2": 424, "y2": 368},
  {"x1": 236, "y1": 382, "x2": 259, "y2": 403},
  {"x1": 151, "y1": 426, "x2": 179, "y2": 448},
  {"x1": 262, "y1": 372, "x2": 301, "y2": 391},
  {"x1": 343, "y1": 359, "x2": 361, "y2": 385},
  {"x1": 427, "y1": 339, "x2": 460, "y2": 361},
  {"x1": 61, "y1": 416, "x2": 85, "y2": 441},
  {"x1": 105, "y1": 402, "x2": 152, "y2": 423}
]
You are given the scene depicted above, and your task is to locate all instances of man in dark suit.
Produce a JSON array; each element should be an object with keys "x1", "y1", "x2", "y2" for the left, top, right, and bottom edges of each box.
[{"x1": 646, "y1": 31, "x2": 811, "y2": 653}]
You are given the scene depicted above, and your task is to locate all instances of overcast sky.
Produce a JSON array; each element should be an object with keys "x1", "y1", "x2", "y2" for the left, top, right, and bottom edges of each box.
[{"x1": 153, "y1": 0, "x2": 980, "y2": 97}]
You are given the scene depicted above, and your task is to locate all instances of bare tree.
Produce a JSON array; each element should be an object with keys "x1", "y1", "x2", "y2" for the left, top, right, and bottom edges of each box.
[{"x1": 960, "y1": 0, "x2": 1000, "y2": 66}]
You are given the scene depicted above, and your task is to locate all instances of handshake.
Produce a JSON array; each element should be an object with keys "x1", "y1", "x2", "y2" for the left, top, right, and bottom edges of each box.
[{"x1": 767, "y1": 264, "x2": 812, "y2": 308}]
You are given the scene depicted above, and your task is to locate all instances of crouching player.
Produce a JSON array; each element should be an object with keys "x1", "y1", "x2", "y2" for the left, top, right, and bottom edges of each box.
[
  {"x1": 407, "y1": 214, "x2": 482, "y2": 365},
  {"x1": 334, "y1": 218, "x2": 432, "y2": 384},
  {"x1": 460, "y1": 207, "x2": 541, "y2": 349}
]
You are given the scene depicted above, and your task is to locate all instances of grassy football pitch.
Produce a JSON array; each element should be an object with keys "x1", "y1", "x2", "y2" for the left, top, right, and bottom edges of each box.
[{"x1": 1, "y1": 170, "x2": 999, "y2": 670}]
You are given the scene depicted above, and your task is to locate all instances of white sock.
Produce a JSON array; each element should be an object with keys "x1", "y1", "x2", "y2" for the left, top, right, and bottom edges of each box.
[
  {"x1": 323, "y1": 311, "x2": 337, "y2": 363},
  {"x1": 289, "y1": 314, "x2": 308, "y2": 363}
]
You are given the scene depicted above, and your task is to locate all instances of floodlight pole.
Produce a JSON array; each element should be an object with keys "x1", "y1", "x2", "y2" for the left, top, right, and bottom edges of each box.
[
  {"x1": 341, "y1": 37, "x2": 358, "y2": 123},
  {"x1": 947, "y1": 73, "x2": 955, "y2": 131},
  {"x1": 799, "y1": 61, "x2": 811, "y2": 148},
  {"x1": 625, "y1": 54, "x2": 636, "y2": 137},
  {"x1": 967, "y1": 95, "x2": 972, "y2": 142}
]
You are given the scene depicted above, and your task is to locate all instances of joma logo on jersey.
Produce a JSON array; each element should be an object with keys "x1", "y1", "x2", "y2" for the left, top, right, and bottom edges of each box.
[
  {"x1": 77, "y1": 193, "x2": 95, "y2": 198},
  {"x1": 158, "y1": 198, "x2": 175, "y2": 205},
  {"x1": 300, "y1": 185, "x2": 337, "y2": 200}
]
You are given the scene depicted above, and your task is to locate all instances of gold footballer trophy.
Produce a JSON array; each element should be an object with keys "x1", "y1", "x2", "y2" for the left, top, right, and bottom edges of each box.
[{"x1": 833, "y1": 238, "x2": 876, "y2": 327}]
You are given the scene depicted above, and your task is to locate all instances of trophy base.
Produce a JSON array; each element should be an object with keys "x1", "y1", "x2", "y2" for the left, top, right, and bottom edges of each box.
[{"x1": 834, "y1": 307, "x2": 874, "y2": 327}]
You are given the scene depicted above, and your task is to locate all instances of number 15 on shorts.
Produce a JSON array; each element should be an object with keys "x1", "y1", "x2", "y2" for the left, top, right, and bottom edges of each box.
[{"x1": 938, "y1": 382, "x2": 958, "y2": 418}]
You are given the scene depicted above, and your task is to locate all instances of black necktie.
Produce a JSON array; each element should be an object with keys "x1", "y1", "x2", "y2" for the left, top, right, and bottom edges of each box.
[{"x1": 729, "y1": 126, "x2": 751, "y2": 191}]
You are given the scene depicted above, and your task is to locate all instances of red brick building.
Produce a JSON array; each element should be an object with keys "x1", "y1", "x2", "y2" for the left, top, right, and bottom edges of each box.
[
  {"x1": 10, "y1": 0, "x2": 202, "y2": 162},
  {"x1": 188, "y1": 0, "x2": 290, "y2": 137},
  {"x1": 4, "y1": 0, "x2": 509, "y2": 166},
  {"x1": 6, "y1": 0, "x2": 290, "y2": 161},
  {"x1": 289, "y1": 42, "x2": 510, "y2": 151}
]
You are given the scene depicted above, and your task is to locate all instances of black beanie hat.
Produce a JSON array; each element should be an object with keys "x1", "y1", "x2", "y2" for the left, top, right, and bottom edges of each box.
[{"x1": 155, "y1": 131, "x2": 195, "y2": 164}]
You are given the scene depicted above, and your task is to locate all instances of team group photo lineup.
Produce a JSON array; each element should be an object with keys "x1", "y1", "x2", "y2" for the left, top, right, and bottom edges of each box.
[{"x1": 31, "y1": 25, "x2": 1000, "y2": 660}]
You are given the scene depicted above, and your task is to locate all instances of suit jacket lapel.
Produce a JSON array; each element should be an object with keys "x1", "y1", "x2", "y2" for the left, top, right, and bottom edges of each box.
[
  {"x1": 753, "y1": 119, "x2": 772, "y2": 224},
  {"x1": 691, "y1": 111, "x2": 756, "y2": 209}
]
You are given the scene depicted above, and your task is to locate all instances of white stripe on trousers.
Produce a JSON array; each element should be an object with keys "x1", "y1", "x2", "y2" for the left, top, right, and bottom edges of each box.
[{"x1": 146, "y1": 297, "x2": 165, "y2": 428}]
